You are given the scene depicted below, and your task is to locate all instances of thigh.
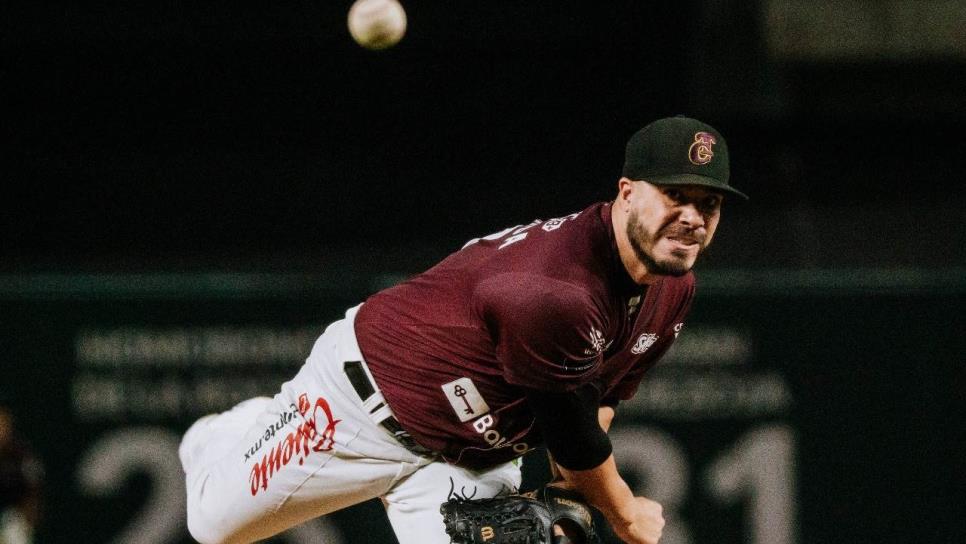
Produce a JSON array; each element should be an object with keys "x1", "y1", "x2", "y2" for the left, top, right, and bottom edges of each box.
[
  {"x1": 185, "y1": 391, "x2": 419, "y2": 544},
  {"x1": 383, "y1": 460, "x2": 523, "y2": 544},
  {"x1": 183, "y1": 313, "x2": 424, "y2": 544}
]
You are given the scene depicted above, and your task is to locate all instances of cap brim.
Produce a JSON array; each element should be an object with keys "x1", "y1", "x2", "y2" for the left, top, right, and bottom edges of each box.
[{"x1": 645, "y1": 173, "x2": 749, "y2": 200}]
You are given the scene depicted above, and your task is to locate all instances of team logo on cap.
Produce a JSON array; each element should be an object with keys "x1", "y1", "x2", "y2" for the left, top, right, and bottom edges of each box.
[{"x1": 688, "y1": 132, "x2": 716, "y2": 165}]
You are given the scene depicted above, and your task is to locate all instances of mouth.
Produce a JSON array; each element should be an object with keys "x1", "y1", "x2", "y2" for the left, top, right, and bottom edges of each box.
[{"x1": 665, "y1": 236, "x2": 700, "y2": 250}]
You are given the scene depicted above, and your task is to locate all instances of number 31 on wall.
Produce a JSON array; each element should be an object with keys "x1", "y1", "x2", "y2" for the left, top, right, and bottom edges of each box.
[{"x1": 611, "y1": 424, "x2": 797, "y2": 544}]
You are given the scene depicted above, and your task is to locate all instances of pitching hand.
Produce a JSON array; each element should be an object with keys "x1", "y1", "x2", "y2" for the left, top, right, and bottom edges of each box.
[{"x1": 607, "y1": 496, "x2": 665, "y2": 544}]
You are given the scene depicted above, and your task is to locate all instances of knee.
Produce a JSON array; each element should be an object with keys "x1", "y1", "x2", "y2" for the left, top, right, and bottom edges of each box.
[
  {"x1": 186, "y1": 490, "x2": 245, "y2": 544},
  {"x1": 186, "y1": 508, "x2": 229, "y2": 544}
]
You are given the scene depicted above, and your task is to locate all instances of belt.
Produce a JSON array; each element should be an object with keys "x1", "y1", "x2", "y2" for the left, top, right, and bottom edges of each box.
[{"x1": 343, "y1": 360, "x2": 435, "y2": 457}]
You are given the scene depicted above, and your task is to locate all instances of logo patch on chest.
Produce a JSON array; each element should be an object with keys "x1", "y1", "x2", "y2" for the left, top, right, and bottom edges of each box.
[
  {"x1": 442, "y1": 377, "x2": 491, "y2": 422},
  {"x1": 630, "y1": 333, "x2": 660, "y2": 355}
]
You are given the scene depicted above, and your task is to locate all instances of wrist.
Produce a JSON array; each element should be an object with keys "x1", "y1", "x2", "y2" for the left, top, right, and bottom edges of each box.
[
  {"x1": 564, "y1": 468, "x2": 634, "y2": 521},
  {"x1": 597, "y1": 487, "x2": 636, "y2": 526}
]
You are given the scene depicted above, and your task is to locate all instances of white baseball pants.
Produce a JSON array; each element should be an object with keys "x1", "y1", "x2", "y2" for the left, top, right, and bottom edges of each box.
[{"x1": 179, "y1": 305, "x2": 521, "y2": 544}]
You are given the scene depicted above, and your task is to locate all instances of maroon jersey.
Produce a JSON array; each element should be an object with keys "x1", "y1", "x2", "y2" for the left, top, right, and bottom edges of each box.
[{"x1": 355, "y1": 202, "x2": 694, "y2": 468}]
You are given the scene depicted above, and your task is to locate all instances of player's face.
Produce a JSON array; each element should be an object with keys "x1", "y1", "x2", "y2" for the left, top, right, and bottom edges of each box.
[{"x1": 625, "y1": 182, "x2": 722, "y2": 277}]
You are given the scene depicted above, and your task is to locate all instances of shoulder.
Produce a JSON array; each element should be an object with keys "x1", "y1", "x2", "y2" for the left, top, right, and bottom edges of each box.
[
  {"x1": 474, "y1": 272, "x2": 604, "y2": 326},
  {"x1": 652, "y1": 272, "x2": 696, "y2": 324},
  {"x1": 475, "y1": 271, "x2": 612, "y2": 359},
  {"x1": 664, "y1": 271, "x2": 696, "y2": 295},
  {"x1": 471, "y1": 204, "x2": 615, "y2": 305},
  {"x1": 657, "y1": 272, "x2": 696, "y2": 308},
  {"x1": 478, "y1": 273, "x2": 614, "y2": 387}
]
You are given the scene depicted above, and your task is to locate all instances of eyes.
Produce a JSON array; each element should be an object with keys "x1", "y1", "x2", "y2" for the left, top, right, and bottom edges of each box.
[{"x1": 663, "y1": 188, "x2": 722, "y2": 214}]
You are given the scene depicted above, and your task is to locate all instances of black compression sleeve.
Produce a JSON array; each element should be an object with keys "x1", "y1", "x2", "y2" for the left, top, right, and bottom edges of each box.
[
  {"x1": 600, "y1": 397, "x2": 620, "y2": 408},
  {"x1": 525, "y1": 383, "x2": 613, "y2": 471}
]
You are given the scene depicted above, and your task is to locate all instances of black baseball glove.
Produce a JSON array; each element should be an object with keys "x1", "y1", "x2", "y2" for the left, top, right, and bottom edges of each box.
[{"x1": 440, "y1": 485, "x2": 598, "y2": 544}]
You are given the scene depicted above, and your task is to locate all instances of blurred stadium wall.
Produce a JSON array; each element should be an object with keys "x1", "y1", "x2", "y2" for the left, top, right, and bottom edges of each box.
[{"x1": 2, "y1": 2, "x2": 963, "y2": 543}]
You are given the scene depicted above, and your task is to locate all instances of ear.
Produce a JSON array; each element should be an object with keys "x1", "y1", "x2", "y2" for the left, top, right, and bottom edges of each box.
[{"x1": 616, "y1": 177, "x2": 635, "y2": 211}]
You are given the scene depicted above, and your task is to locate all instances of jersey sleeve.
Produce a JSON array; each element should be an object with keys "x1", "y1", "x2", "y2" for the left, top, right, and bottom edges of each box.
[
  {"x1": 601, "y1": 339, "x2": 674, "y2": 403},
  {"x1": 474, "y1": 272, "x2": 609, "y2": 391},
  {"x1": 602, "y1": 278, "x2": 696, "y2": 403}
]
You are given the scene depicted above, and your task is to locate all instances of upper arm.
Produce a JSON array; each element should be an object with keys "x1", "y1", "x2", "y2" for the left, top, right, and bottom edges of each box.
[{"x1": 526, "y1": 384, "x2": 612, "y2": 471}]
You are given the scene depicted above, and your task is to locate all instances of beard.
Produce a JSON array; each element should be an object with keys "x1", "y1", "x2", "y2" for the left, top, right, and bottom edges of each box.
[{"x1": 626, "y1": 210, "x2": 702, "y2": 277}]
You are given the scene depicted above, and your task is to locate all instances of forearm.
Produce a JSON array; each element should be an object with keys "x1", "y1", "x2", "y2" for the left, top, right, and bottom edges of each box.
[
  {"x1": 559, "y1": 455, "x2": 665, "y2": 544},
  {"x1": 557, "y1": 454, "x2": 634, "y2": 521},
  {"x1": 533, "y1": 392, "x2": 663, "y2": 543}
]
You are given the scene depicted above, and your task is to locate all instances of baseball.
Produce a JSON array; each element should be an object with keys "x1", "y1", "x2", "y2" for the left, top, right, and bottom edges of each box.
[{"x1": 347, "y1": 0, "x2": 407, "y2": 50}]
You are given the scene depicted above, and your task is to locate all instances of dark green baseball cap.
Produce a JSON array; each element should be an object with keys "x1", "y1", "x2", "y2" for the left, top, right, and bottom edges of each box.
[{"x1": 622, "y1": 116, "x2": 748, "y2": 200}]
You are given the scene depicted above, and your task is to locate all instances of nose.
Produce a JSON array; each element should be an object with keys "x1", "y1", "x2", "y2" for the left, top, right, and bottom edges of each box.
[{"x1": 678, "y1": 203, "x2": 705, "y2": 229}]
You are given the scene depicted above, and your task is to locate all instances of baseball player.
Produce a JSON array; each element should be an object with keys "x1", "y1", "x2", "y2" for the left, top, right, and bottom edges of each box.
[{"x1": 179, "y1": 116, "x2": 747, "y2": 544}]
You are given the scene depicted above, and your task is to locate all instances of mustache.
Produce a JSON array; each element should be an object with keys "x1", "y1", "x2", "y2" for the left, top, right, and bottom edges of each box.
[{"x1": 661, "y1": 225, "x2": 705, "y2": 245}]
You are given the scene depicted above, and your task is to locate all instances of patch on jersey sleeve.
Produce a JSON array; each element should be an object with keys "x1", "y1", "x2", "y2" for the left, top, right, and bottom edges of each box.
[
  {"x1": 630, "y1": 333, "x2": 660, "y2": 355},
  {"x1": 442, "y1": 377, "x2": 491, "y2": 422},
  {"x1": 582, "y1": 326, "x2": 613, "y2": 356},
  {"x1": 551, "y1": 325, "x2": 611, "y2": 372}
]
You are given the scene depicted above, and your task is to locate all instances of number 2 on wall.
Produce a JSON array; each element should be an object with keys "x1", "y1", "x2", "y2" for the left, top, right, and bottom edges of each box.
[{"x1": 77, "y1": 427, "x2": 347, "y2": 544}]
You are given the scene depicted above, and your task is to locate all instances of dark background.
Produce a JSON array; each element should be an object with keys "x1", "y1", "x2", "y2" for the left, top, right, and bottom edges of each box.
[
  {"x1": 2, "y1": 2, "x2": 965, "y2": 543},
  {"x1": 5, "y1": 1, "x2": 964, "y2": 270}
]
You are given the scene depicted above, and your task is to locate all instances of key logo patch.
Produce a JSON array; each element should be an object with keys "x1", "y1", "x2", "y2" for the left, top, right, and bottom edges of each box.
[{"x1": 443, "y1": 377, "x2": 490, "y2": 422}]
